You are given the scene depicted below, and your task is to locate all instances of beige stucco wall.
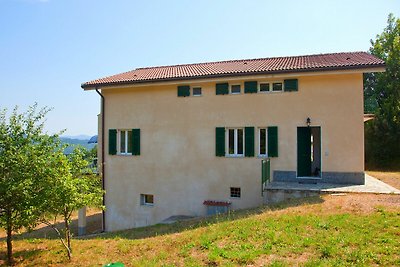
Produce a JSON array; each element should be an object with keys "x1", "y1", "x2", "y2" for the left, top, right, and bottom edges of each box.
[{"x1": 99, "y1": 72, "x2": 364, "y2": 231}]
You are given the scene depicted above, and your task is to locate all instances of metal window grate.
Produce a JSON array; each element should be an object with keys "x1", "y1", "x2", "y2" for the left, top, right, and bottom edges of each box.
[{"x1": 230, "y1": 187, "x2": 241, "y2": 198}]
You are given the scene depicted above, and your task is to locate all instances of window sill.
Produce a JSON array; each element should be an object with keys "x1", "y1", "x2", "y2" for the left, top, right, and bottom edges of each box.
[
  {"x1": 141, "y1": 203, "x2": 154, "y2": 207},
  {"x1": 117, "y1": 153, "x2": 133, "y2": 156},
  {"x1": 258, "y1": 91, "x2": 283, "y2": 93},
  {"x1": 225, "y1": 155, "x2": 244, "y2": 158},
  {"x1": 257, "y1": 155, "x2": 269, "y2": 158}
]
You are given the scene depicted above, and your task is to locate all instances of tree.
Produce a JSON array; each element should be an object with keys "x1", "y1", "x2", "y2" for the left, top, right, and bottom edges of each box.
[
  {"x1": 41, "y1": 147, "x2": 103, "y2": 260},
  {"x1": 0, "y1": 104, "x2": 62, "y2": 265},
  {"x1": 364, "y1": 14, "x2": 400, "y2": 167}
]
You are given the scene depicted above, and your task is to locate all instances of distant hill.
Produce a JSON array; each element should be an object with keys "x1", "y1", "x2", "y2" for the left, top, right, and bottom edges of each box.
[
  {"x1": 61, "y1": 134, "x2": 93, "y2": 140},
  {"x1": 60, "y1": 137, "x2": 96, "y2": 154}
]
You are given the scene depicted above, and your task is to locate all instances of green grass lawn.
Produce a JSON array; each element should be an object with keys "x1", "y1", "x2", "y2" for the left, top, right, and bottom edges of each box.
[{"x1": 1, "y1": 194, "x2": 399, "y2": 266}]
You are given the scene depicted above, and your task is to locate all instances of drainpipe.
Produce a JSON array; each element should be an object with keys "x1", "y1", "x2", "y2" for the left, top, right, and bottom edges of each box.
[{"x1": 95, "y1": 88, "x2": 106, "y2": 232}]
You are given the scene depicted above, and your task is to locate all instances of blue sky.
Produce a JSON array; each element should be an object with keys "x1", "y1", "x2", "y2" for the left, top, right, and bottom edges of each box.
[{"x1": 0, "y1": 0, "x2": 399, "y2": 136}]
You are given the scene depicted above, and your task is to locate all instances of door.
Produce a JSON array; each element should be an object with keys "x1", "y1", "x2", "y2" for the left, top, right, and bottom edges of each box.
[{"x1": 297, "y1": 127, "x2": 311, "y2": 177}]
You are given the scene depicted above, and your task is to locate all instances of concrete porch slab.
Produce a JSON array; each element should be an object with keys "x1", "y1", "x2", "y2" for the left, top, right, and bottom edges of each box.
[{"x1": 266, "y1": 174, "x2": 400, "y2": 194}]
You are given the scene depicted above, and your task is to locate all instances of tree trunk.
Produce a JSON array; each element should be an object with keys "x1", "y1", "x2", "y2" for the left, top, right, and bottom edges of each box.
[
  {"x1": 6, "y1": 212, "x2": 13, "y2": 266},
  {"x1": 64, "y1": 218, "x2": 72, "y2": 260}
]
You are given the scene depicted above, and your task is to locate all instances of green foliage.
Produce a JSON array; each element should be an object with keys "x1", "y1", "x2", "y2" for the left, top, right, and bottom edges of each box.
[
  {"x1": 364, "y1": 14, "x2": 400, "y2": 168},
  {"x1": 0, "y1": 104, "x2": 103, "y2": 264},
  {"x1": 41, "y1": 146, "x2": 104, "y2": 259},
  {"x1": 0, "y1": 104, "x2": 63, "y2": 264},
  {"x1": 44, "y1": 146, "x2": 102, "y2": 218}
]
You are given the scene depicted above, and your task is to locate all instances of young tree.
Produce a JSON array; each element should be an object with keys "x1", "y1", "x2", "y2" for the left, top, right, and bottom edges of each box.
[
  {"x1": 364, "y1": 14, "x2": 400, "y2": 167},
  {"x1": 42, "y1": 147, "x2": 103, "y2": 260},
  {"x1": 0, "y1": 104, "x2": 62, "y2": 265}
]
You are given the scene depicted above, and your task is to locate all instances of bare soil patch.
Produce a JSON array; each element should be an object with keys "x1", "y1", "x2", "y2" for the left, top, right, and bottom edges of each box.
[
  {"x1": 264, "y1": 193, "x2": 400, "y2": 217},
  {"x1": 0, "y1": 208, "x2": 102, "y2": 240}
]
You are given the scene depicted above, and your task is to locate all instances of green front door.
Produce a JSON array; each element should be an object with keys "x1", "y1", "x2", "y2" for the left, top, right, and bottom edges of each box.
[{"x1": 297, "y1": 127, "x2": 311, "y2": 177}]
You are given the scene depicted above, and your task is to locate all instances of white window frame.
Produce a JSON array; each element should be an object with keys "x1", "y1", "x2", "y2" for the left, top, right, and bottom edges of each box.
[
  {"x1": 192, "y1": 87, "x2": 202, "y2": 96},
  {"x1": 258, "y1": 82, "x2": 271, "y2": 93},
  {"x1": 230, "y1": 84, "x2": 241, "y2": 95},
  {"x1": 258, "y1": 127, "x2": 268, "y2": 157},
  {"x1": 140, "y1": 194, "x2": 154, "y2": 206},
  {"x1": 258, "y1": 81, "x2": 284, "y2": 93},
  {"x1": 272, "y1": 81, "x2": 283, "y2": 92},
  {"x1": 226, "y1": 128, "x2": 245, "y2": 157},
  {"x1": 117, "y1": 129, "x2": 132, "y2": 155}
]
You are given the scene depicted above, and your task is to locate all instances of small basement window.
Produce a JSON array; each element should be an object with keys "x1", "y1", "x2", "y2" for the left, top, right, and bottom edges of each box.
[
  {"x1": 230, "y1": 84, "x2": 241, "y2": 94},
  {"x1": 140, "y1": 194, "x2": 154, "y2": 205},
  {"x1": 230, "y1": 187, "x2": 241, "y2": 198},
  {"x1": 272, "y1": 82, "x2": 283, "y2": 91},
  {"x1": 193, "y1": 87, "x2": 202, "y2": 96}
]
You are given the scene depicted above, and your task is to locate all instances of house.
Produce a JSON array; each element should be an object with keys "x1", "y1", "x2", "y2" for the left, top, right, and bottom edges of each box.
[{"x1": 82, "y1": 52, "x2": 385, "y2": 232}]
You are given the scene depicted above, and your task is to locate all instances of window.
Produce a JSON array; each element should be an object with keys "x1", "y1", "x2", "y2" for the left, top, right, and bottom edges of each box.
[
  {"x1": 259, "y1": 128, "x2": 267, "y2": 156},
  {"x1": 259, "y1": 83, "x2": 270, "y2": 92},
  {"x1": 230, "y1": 187, "x2": 241, "y2": 198},
  {"x1": 119, "y1": 130, "x2": 132, "y2": 155},
  {"x1": 140, "y1": 194, "x2": 154, "y2": 205},
  {"x1": 177, "y1": 85, "x2": 190, "y2": 97},
  {"x1": 227, "y1": 128, "x2": 244, "y2": 156},
  {"x1": 230, "y1": 84, "x2": 241, "y2": 94},
  {"x1": 109, "y1": 128, "x2": 140, "y2": 155},
  {"x1": 193, "y1": 87, "x2": 202, "y2": 96},
  {"x1": 284, "y1": 79, "x2": 298, "y2": 92},
  {"x1": 272, "y1": 82, "x2": 283, "y2": 91}
]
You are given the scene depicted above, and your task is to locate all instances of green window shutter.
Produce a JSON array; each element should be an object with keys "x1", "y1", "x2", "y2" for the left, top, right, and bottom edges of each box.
[
  {"x1": 108, "y1": 129, "x2": 117, "y2": 155},
  {"x1": 215, "y1": 127, "x2": 225, "y2": 156},
  {"x1": 244, "y1": 81, "x2": 258, "y2": 94},
  {"x1": 216, "y1": 83, "x2": 229, "y2": 95},
  {"x1": 245, "y1": 127, "x2": 255, "y2": 157},
  {"x1": 284, "y1": 79, "x2": 298, "y2": 92},
  {"x1": 177, "y1": 85, "x2": 190, "y2": 97},
  {"x1": 132, "y1": 129, "x2": 140, "y2": 155},
  {"x1": 268, "y1": 126, "x2": 278, "y2": 157}
]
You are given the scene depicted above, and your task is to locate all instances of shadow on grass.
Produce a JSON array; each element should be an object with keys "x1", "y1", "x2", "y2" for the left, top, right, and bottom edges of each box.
[
  {"x1": 1, "y1": 196, "x2": 324, "y2": 243},
  {"x1": 87, "y1": 195, "x2": 324, "y2": 241},
  {"x1": 0, "y1": 213, "x2": 102, "y2": 241},
  {"x1": 0, "y1": 249, "x2": 43, "y2": 266}
]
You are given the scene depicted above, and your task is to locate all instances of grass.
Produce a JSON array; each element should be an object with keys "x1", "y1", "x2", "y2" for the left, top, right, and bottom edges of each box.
[{"x1": 1, "y1": 192, "x2": 399, "y2": 266}]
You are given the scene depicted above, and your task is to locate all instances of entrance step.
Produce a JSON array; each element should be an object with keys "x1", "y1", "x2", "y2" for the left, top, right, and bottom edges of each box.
[{"x1": 297, "y1": 177, "x2": 322, "y2": 184}]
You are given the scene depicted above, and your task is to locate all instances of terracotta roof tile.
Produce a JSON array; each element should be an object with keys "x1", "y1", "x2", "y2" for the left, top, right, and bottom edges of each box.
[{"x1": 81, "y1": 52, "x2": 385, "y2": 89}]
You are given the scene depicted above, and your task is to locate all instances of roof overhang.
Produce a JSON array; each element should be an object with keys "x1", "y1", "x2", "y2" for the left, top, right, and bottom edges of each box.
[{"x1": 82, "y1": 65, "x2": 386, "y2": 91}]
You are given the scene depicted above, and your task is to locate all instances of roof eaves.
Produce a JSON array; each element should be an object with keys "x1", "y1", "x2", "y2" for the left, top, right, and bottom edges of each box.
[{"x1": 81, "y1": 63, "x2": 385, "y2": 90}]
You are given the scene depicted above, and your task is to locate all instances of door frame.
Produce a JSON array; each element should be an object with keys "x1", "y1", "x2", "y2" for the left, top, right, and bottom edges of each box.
[{"x1": 296, "y1": 125, "x2": 322, "y2": 178}]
